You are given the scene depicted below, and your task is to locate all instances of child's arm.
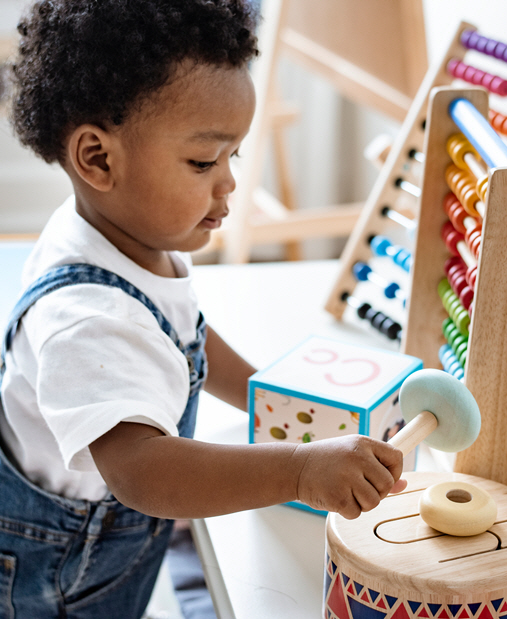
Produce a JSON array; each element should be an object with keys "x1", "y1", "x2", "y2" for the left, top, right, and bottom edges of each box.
[
  {"x1": 203, "y1": 325, "x2": 257, "y2": 411},
  {"x1": 90, "y1": 422, "x2": 406, "y2": 520}
]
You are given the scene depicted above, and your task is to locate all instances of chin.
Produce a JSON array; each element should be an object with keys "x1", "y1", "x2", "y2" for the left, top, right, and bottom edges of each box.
[{"x1": 174, "y1": 232, "x2": 213, "y2": 254}]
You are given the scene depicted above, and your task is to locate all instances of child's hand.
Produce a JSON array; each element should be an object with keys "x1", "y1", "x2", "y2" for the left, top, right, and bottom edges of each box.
[{"x1": 294, "y1": 435, "x2": 407, "y2": 519}]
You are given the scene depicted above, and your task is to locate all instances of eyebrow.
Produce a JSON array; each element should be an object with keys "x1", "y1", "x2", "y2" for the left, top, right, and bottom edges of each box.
[{"x1": 189, "y1": 130, "x2": 238, "y2": 143}]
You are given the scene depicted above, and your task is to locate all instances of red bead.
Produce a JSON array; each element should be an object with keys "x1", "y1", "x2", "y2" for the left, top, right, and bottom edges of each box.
[
  {"x1": 447, "y1": 264, "x2": 466, "y2": 282},
  {"x1": 459, "y1": 286, "x2": 474, "y2": 310},
  {"x1": 451, "y1": 273, "x2": 468, "y2": 296},
  {"x1": 444, "y1": 255, "x2": 464, "y2": 273},
  {"x1": 466, "y1": 265, "x2": 478, "y2": 289}
]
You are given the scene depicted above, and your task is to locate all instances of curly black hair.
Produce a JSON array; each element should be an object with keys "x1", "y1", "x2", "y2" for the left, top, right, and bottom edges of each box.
[{"x1": 10, "y1": 0, "x2": 259, "y2": 163}]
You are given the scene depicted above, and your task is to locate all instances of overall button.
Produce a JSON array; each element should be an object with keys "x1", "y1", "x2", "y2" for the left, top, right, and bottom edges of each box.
[{"x1": 186, "y1": 356, "x2": 195, "y2": 373}]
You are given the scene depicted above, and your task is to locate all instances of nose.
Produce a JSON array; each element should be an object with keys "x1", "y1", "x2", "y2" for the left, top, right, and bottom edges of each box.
[{"x1": 213, "y1": 163, "x2": 236, "y2": 198}]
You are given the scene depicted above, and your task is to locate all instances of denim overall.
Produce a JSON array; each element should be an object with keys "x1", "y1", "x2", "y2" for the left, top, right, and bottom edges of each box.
[{"x1": 0, "y1": 264, "x2": 207, "y2": 619}]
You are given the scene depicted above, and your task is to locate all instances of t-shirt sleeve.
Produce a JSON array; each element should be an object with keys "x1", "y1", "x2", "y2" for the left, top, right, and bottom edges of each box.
[{"x1": 34, "y1": 289, "x2": 190, "y2": 473}]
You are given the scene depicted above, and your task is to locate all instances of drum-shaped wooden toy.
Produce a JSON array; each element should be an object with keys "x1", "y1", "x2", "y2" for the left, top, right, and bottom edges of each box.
[{"x1": 324, "y1": 472, "x2": 507, "y2": 619}]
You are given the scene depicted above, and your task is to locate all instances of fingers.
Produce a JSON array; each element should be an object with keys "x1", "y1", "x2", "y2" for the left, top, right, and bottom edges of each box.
[
  {"x1": 355, "y1": 441, "x2": 406, "y2": 510},
  {"x1": 390, "y1": 477, "x2": 408, "y2": 494},
  {"x1": 373, "y1": 440, "x2": 405, "y2": 487}
]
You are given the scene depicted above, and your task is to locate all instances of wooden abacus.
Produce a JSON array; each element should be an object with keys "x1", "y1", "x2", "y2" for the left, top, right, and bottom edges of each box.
[
  {"x1": 403, "y1": 85, "x2": 507, "y2": 488},
  {"x1": 324, "y1": 21, "x2": 507, "y2": 345}
]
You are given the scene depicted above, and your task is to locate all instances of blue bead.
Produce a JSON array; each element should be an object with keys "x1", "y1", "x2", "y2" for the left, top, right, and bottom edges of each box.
[
  {"x1": 454, "y1": 368, "x2": 465, "y2": 380},
  {"x1": 370, "y1": 236, "x2": 391, "y2": 257},
  {"x1": 384, "y1": 282, "x2": 400, "y2": 299},
  {"x1": 353, "y1": 262, "x2": 371, "y2": 281}
]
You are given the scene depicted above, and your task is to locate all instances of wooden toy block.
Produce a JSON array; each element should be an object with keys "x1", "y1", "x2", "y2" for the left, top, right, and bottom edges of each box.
[
  {"x1": 324, "y1": 471, "x2": 507, "y2": 618},
  {"x1": 248, "y1": 335, "x2": 422, "y2": 514}
]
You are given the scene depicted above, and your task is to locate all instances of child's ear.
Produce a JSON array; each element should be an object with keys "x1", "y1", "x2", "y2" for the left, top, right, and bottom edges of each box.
[{"x1": 67, "y1": 124, "x2": 116, "y2": 192}]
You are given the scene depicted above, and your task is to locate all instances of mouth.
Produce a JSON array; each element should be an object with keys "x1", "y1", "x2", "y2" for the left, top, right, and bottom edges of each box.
[{"x1": 202, "y1": 210, "x2": 229, "y2": 230}]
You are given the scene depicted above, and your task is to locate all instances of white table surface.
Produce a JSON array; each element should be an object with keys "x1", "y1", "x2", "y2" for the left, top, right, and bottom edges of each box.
[{"x1": 190, "y1": 260, "x2": 441, "y2": 619}]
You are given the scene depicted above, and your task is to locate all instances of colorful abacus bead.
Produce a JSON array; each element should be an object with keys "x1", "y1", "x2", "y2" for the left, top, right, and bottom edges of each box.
[
  {"x1": 443, "y1": 192, "x2": 468, "y2": 234},
  {"x1": 369, "y1": 235, "x2": 412, "y2": 273},
  {"x1": 441, "y1": 220, "x2": 480, "y2": 263},
  {"x1": 464, "y1": 225, "x2": 482, "y2": 259},
  {"x1": 490, "y1": 109, "x2": 507, "y2": 136},
  {"x1": 446, "y1": 134, "x2": 481, "y2": 171},
  {"x1": 445, "y1": 164, "x2": 482, "y2": 218},
  {"x1": 341, "y1": 293, "x2": 402, "y2": 341},
  {"x1": 460, "y1": 29, "x2": 507, "y2": 61},
  {"x1": 467, "y1": 264, "x2": 478, "y2": 289},
  {"x1": 444, "y1": 257, "x2": 475, "y2": 304},
  {"x1": 352, "y1": 262, "x2": 405, "y2": 302},
  {"x1": 437, "y1": 278, "x2": 470, "y2": 336},
  {"x1": 447, "y1": 58, "x2": 507, "y2": 96},
  {"x1": 442, "y1": 317, "x2": 469, "y2": 368},
  {"x1": 439, "y1": 344, "x2": 465, "y2": 381}
]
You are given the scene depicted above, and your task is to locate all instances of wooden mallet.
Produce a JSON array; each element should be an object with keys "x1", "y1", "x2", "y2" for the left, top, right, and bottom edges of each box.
[{"x1": 388, "y1": 369, "x2": 492, "y2": 536}]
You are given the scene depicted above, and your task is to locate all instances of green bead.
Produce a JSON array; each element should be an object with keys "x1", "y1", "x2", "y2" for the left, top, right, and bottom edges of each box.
[
  {"x1": 442, "y1": 317, "x2": 453, "y2": 330},
  {"x1": 459, "y1": 348, "x2": 468, "y2": 366},
  {"x1": 438, "y1": 278, "x2": 451, "y2": 297},
  {"x1": 455, "y1": 310, "x2": 470, "y2": 335},
  {"x1": 456, "y1": 341, "x2": 468, "y2": 359},
  {"x1": 449, "y1": 298, "x2": 461, "y2": 318}
]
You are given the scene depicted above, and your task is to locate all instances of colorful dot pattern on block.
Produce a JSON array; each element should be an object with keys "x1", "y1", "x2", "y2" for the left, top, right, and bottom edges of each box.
[{"x1": 324, "y1": 555, "x2": 507, "y2": 619}]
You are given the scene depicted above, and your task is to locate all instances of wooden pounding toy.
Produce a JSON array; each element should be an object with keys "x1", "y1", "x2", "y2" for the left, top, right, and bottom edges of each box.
[
  {"x1": 418, "y1": 481, "x2": 497, "y2": 536},
  {"x1": 325, "y1": 471, "x2": 507, "y2": 619},
  {"x1": 387, "y1": 368, "x2": 481, "y2": 457}
]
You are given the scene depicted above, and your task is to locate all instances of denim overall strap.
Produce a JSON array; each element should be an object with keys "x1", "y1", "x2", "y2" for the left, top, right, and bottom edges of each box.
[
  {"x1": 2, "y1": 263, "x2": 181, "y2": 358},
  {"x1": 0, "y1": 263, "x2": 207, "y2": 617},
  {"x1": 1, "y1": 263, "x2": 207, "y2": 395}
]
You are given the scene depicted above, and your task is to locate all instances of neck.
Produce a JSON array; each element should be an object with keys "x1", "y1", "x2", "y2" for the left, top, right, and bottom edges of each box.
[{"x1": 74, "y1": 195, "x2": 178, "y2": 278}]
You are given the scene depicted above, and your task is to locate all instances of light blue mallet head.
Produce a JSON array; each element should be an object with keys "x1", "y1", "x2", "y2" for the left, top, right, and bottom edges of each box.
[{"x1": 389, "y1": 369, "x2": 481, "y2": 456}]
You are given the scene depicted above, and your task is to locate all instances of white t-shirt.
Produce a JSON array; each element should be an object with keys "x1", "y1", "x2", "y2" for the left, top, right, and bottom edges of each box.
[{"x1": 0, "y1": 196, "x2": 200, "y2": 501}]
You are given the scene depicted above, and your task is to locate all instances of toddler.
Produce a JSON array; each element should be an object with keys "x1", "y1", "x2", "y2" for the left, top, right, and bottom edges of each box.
[{"x1": 0, "y1": 1, "x2": 406, "y2": 617}]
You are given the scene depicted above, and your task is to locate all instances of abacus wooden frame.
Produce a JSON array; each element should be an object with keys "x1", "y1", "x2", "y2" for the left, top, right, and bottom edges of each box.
[{"x1": 403, "y1": 86, "x2": 507, "y2": 487}]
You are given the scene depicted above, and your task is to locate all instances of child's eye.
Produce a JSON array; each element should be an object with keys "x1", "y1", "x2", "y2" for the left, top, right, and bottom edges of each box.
[{"x1": 189, "y1": 160, "x2": 218, "y2": 171}]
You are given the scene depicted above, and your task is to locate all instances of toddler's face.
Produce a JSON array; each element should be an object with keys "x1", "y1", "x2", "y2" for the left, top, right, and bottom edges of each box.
[{"x1": 89, "y1": 62, "x2": 255, "y2": 262}]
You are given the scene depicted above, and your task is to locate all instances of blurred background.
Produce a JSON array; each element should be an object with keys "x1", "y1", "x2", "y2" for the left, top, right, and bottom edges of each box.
[{"x1": 1, "y1": 0, "x2": 507, "y2": 262}]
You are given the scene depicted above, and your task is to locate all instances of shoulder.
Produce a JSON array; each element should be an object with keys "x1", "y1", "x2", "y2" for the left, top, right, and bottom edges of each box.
[{"x1": 21, "y1": 283, "x2": 185, "y2": 364}]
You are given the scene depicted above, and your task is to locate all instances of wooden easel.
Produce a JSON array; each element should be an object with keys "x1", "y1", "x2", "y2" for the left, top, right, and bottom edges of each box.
[
  {"x1": 217, "y1": 0, "x2": 427, "y2": 264},
  {"x1": 403, "y1": 86, "x2": 507, "y2": 487},
  {"x1": 0, "y1": 35, "x2": 16, "y2": 116},
  {"x1": 324, "y1": 21, "x2": 473, "y2": 320}
]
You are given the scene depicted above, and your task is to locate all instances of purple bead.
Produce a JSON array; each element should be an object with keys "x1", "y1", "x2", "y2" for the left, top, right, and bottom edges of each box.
[
  {"x1": 485, "y1": 40, "x2": 499, "y2": 57},
  {"x1": 476, "y1": 35, "x2": 488, "y2": 53},
  {"x1": 494, "y1": 42, "x2": 507, "y2": 60},
  {"x1": 460, "y1": 29, "x2": 474, "y2": 48}
]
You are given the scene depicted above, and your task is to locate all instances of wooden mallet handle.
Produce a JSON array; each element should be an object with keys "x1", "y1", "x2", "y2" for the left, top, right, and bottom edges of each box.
[{"x1": 389, "y1": 410, "x2": 438, "y2": 457}]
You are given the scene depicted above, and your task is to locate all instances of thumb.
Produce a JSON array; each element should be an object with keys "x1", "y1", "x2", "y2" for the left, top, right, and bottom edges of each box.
[{"x1": 390, "y1": 477, "x2": 408, "y2": 494}]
